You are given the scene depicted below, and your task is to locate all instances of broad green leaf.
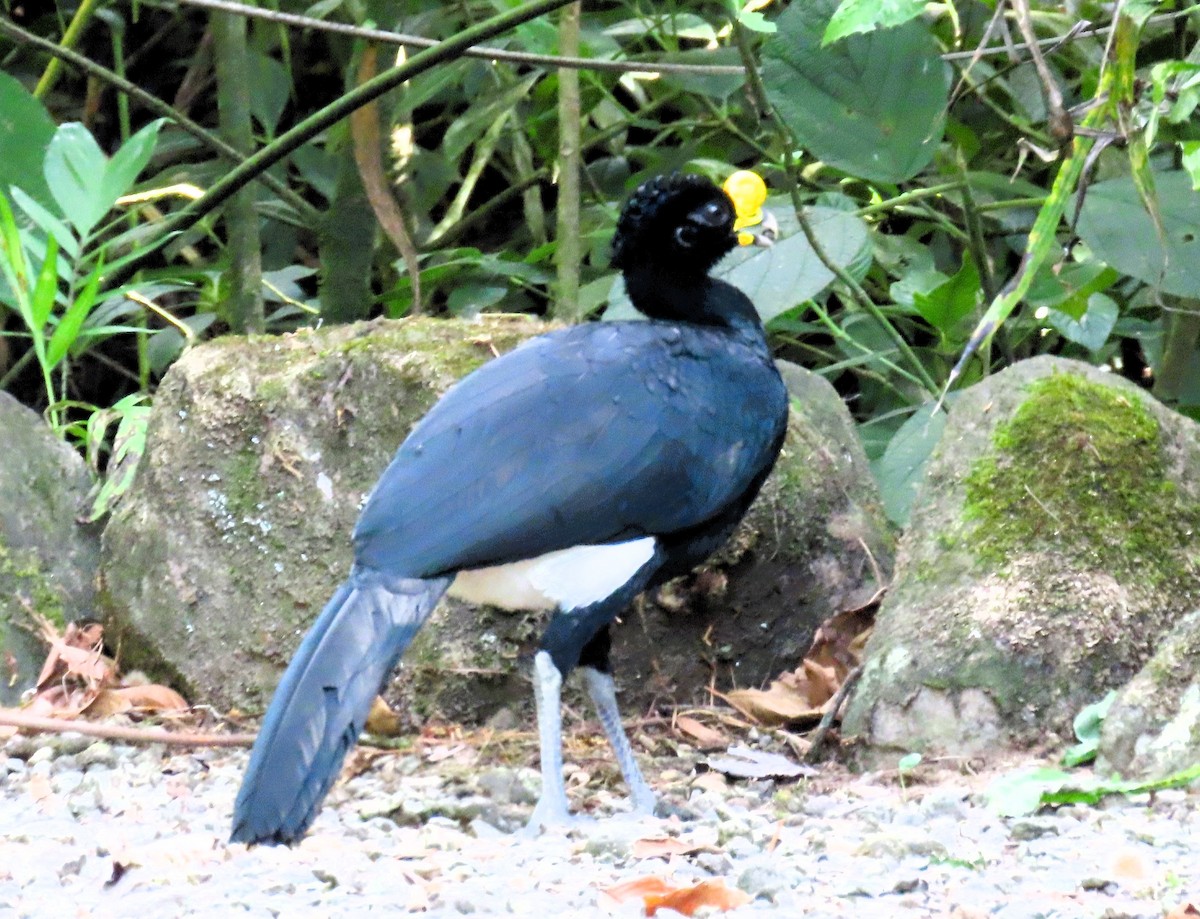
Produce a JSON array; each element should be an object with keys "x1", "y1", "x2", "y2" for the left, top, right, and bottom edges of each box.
[
  {"x1": 762, "y1": 0, "x2": 948, "y2": 184},
  {"x1": 871, "y1": 401, "x2": 947, "y2": 526},
  {"x1": 659, "y1": 48, "x2": 745, "y2": 99},
  {"x1": 9, "y1": 186, "x2": 80, "y2": 260},
  {"x1": 823, "y1": 0, "x2": 926, "y2": 44},
  {"x1": 986, "y1": 767, "x2": 1074, "y2": 818},
  {"x1": 912, "y1": 254, "x2": 979, "y2": 335},
  {"x1": 0, "y1": 72, "x2": 57, "y2": 211},
  {"x1": 44, "y1": 123, "x2": 110, "y2": 238},
  {"x1": 723, "y1": 207, "x2": 870, "y2": 323},
  {"x1": 739, "y1": 9, "x2": 777, "y2": 33},
  {"x1": 1076, "y1": 170, "x2": 1200, "y2": 298},
  {"x1": 247, "y1": 52, "x2": 290, "y2": 136},
  {"x1": 101, "y1": 118, "x2": 165, "y2": 210},
  {"x1": 1046, "y1": 294, "x2": 1119, "y2": 353}
]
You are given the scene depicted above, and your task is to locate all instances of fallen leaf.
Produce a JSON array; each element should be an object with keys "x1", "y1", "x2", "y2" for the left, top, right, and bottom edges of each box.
[
  {"x1": 598, "y1": 875, "x2": 675, "y2": 905},
  {"x1": 723, "y1": 595, "x2": 877, "y2": 727},
  {"x1": 644, "y1": 878, "x2": 752, "y2": 916},
  {"x1": 702, "y1": 745, "x2": 815, "y2": 780},
  {"x1": 83, "y1": 684, "x2": 188, "y2": 717},
  {"x1": 366, "y1": 695, "x2": 404, "y2": 736},
  {"x1": 725, "y1": 681, "x2": 819, "y2": 726},
  {"x1": 674, "y1": 715, "x2": 727, "y2": 750}
]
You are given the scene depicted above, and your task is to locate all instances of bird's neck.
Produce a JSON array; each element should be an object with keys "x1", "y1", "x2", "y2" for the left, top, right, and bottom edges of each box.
[{"x1": 624, "y1": 270, "x2": 767, "y2": 347}]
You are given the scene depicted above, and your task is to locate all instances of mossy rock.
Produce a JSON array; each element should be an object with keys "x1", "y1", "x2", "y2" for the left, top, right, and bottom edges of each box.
[
  {"x1": 99, "y1": 319, "x2": 892, "y2": 721},
  {"x1": 844, "y1": 356, "x2": 1200, "y2": 763},
  {"x1": 1098, "y1": 607, "x2": 1200, "y2": 780},
  {"x1": 0, "y1": 393, "x2": 101, "y2": 704}
]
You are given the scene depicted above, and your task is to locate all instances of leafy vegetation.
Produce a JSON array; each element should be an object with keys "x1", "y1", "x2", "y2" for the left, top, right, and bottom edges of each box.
[
  {"x1": 0, "y1": 0, "x2": 1198, "y2": 508},
  {"x1": 986, "y1": 692, "x2": 1200, "y2": 818}
]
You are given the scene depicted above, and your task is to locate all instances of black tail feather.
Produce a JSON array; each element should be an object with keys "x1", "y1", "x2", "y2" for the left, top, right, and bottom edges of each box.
[{"x1": 231, "y1": 569, "x2": 449, "y2": 845}]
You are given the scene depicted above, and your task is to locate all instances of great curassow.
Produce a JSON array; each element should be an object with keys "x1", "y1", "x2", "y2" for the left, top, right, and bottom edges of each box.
[{"x1": 231, "y1": 171, "x2": 788, "y2": 844}]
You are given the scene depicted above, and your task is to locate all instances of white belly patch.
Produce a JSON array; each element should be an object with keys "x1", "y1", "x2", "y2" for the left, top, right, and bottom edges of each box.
[{"x1": 447, "y1": 537, "x2": 657, "y2": 612}]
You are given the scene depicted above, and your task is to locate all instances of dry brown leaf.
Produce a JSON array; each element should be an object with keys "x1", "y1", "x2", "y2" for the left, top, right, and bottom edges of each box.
[
  {"x1": 598, "y1": 876, "x2": 675, "y2": 905},
  {"x1": 726, "y1": 596, "x2": 879, "y2": 727},
  {"x1": 674, "y1": 715, "x2": 727, "y2": 750},
  {"x1": 644, "y1": 878, "x2": 752, "y2": 916},
  {"x1": 365, "y1": 695, "x2": 403, "y2": 736},
  {"x1": 725, "y1": 681, "x2": 820, "y2": 726},
  {"x1": 82, "y1": 684, "x2": 188, "y2": 718},
  {"x1": 630, "y1": 836, "x2": 710, "y2": 859}
]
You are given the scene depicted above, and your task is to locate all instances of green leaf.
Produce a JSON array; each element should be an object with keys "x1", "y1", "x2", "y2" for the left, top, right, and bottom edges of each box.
[
  {"x1": 44, "y1": 123, "x2": 110, "y2": 239},
  {"x1": 1045, "y1": 293, "x2": 1119, "y2": 353},
  {"x1": 738, "y1": 9, "x2": 777, "y2": 33},
  {"x1": 723, "y1": 207, "x2": 870, "y2": 323},
  {"x1": 1076, "y1": 170, "x2": 1200, "y2": 298},
  {"x1": 46, "y1": 257, "x2": 104, "y2": 369},
  {"x1": 871, "y1": 401, "x2": 947, "y2": 526},
  {"x1": 762, "y1": 0, "x2": 948, "y2": 184},
  {"x1": 247, "y1": 52, "x2": 291, "y2": 136},
  {"x1": 0, "y1": 72, "x2": 57, "y2": 211},
  {"x1": 823, "y1": 0, "x2": 926, "y2": 44},
  {"x1": 912, "y1": 253, "x2": 980, "y2": 335},
  {"x1": 9, "y1": 186, "x2": 80, "y2": 260},
  {"x1": 897, "y1": 752, "x2": 923, "y2": 772},
  {"x1": 30, "y1": 234, "x2": 59, "y2": 332},
  {"x1": 986, "y1": 767, "x2": 1075, "y2": 818},
  {"x1": 1061, "y1": 691, "x2": 1116, "y2": 768},
  {"x1": 101, "y1": 118, "x2": 165, "y2": 210},
  {"x1": 1181, "y1": 141, "x2": 1200, "y2": 191}
]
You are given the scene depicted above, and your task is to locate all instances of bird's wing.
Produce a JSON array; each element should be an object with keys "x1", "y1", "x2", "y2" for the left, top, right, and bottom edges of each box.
[{"x1": 353, "y1": 321, "x2": 787, "y2": 577}]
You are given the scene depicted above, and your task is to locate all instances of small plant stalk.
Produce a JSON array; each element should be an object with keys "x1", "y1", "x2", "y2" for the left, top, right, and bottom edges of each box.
[
  {"x1": 212, "y1": 9, "x2": 264, "y2": 334},
  {"x1": 1152, "y1": 296, "x2": 1200, "y2": 403},
  {"x1": 553, "y1": 0, "x2": 583, "y2": 321}
]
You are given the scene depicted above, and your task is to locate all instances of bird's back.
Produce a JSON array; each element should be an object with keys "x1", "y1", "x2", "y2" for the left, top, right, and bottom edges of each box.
[{"x1": 353, "y1": 318, "x2": 788, "y2": 579}]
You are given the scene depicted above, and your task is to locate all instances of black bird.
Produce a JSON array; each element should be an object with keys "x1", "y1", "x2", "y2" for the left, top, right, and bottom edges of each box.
[{"x1": 231, "y1": 172, "x2": 789, "y2": 844}]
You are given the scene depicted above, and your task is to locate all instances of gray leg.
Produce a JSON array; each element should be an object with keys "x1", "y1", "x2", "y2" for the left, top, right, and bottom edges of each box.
[
  {"x1": 526, "y1": 650, "x2": 573, "y2": 830},
  {"x1": 582, "y1": 666, "x2": 655, "y2": 814}
]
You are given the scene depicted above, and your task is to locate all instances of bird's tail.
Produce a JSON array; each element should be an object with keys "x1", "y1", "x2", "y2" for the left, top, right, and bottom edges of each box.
[{"x1": 231, "y1": 569, "x2": 450, "y2": 846}]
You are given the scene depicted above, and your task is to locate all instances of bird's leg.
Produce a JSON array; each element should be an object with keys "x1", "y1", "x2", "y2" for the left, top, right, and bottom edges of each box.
[
  {"x1": 526, "y1": 650, "x2": 573, "y2": 831},
  {"x1": 582, "y1": 666, "x2": 656, "y2": 814}
]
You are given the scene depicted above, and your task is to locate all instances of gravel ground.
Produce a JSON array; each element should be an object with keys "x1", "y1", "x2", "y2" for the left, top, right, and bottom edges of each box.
[{"x1": 1, "y1": 731, "x2": 1197, "y2": 918}]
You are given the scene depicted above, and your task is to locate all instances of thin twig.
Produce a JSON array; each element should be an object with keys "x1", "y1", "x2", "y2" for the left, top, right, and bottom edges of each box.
[
  {"x1": 173, "y1": 0, "x2": 1195, "y2": 72},
  {"x1": 802, "y1": 664, "x2": 863, "y2": 764},
  {"x1": 177, "y1": 0, "x2": 743, "y2": 75},
  {"x1": 0, "y1": 710, "x2": 255, "y2": 747}
]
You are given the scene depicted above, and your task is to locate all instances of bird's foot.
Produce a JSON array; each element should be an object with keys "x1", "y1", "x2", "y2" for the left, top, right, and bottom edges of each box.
[{"x1": 520, "y1": 795, "x2": 593, "y2": 837}]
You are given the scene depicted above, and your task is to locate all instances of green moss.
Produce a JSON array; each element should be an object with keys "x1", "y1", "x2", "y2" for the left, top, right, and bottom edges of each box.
[
  {"x1": 963, "y1": 372, "x2": 1200, "y2": 582},
  {"x1": 0, "y1": 540, "x2": 65, "y2": 627}
]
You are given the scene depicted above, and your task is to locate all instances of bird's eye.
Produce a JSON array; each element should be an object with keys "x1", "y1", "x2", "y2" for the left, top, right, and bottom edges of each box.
[
  {"x1": 688, "y1": 199, "x2": 730, "y2": 229},
  {"x1": 674, "y1": 225, "x2": 700, "y2": 248}
]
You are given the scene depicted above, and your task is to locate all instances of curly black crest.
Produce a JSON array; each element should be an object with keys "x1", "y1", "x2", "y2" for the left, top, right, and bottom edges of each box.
[{"x1": 611, "y1": 174, "x2": 736, "y2": 275}]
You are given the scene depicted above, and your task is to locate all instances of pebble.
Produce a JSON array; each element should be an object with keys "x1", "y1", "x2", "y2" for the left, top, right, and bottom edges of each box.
[{"x1": 0, "y1": 736, "x2": 1197, "y2": 918}]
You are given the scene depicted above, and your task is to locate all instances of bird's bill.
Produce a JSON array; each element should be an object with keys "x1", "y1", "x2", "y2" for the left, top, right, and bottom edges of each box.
[{"x1": 722, "y1": 169, "x2": 778, "y2": 248}]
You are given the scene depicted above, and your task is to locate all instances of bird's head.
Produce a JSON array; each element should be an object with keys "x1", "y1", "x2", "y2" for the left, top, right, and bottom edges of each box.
[{"x1": 611, "y1": 171, "x2": 777, "y2": 278}]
